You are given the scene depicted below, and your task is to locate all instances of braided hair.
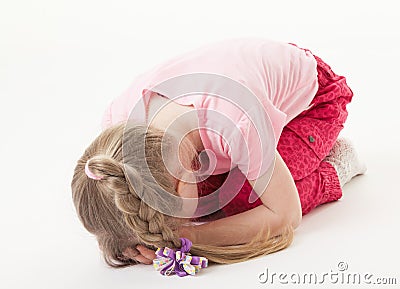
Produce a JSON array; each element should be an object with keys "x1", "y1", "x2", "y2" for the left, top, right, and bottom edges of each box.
[{"x1": 71, "y1": 122, "x2": 294, "y2": 268}]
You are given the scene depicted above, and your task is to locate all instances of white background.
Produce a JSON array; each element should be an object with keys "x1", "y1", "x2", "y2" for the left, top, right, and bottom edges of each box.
[{"x1": 1, "y1": 0, "x2": 399, "y2": 288}]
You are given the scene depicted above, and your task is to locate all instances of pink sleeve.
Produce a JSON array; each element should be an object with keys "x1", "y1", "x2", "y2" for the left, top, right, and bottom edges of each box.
[
  {"x1": 100, "y1": 76, "x2": 150, "y2": 131},
  {"x1": 100, "y1": 98, "x2": 129, "y2": 131},
  {"x1": 101, "y1": 101, "x2": 113, "y2": 131},
  {"x1": 228, "y1": 105, "x2": 281, "y2": 181}
]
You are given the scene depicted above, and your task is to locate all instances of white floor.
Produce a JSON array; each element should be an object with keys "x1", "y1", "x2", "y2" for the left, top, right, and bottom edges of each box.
[{"x1": 1, "y1": 1, "x2": 399, "y2": 288}]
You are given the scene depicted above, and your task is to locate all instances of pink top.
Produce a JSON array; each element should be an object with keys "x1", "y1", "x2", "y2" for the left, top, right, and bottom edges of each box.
[{"x1": 101, "y1": 37, "x2": 318, "y2": 180}]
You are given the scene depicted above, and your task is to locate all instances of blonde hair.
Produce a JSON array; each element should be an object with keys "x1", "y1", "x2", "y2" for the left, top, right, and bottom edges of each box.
[{"x1": 71, "y1": 122, "x2": 294, "y2": 268}]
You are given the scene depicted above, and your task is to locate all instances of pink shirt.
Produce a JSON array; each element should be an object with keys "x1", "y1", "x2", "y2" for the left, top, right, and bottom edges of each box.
[{"x1": 101, "y1": 37, "x2": 318, "y2": 180}]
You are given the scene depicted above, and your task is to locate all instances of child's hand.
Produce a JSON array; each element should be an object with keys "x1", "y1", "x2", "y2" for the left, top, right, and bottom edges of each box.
[
  {"x1": 135, "y1": 245, "x2": 157, "y2": 265},
  {"x1": 122, "y1": 245, "x2": 156, "y2": 265}
]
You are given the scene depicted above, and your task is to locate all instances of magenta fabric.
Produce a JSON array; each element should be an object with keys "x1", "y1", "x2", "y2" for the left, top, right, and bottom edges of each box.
[{"x1": 191, "y1": 47, "x2": 354, "y2": 222}]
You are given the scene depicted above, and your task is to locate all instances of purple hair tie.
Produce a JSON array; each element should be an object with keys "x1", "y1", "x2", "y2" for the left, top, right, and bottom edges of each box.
[{"x1": 152, "y1": 238, "x2": 208, "y2": 277}]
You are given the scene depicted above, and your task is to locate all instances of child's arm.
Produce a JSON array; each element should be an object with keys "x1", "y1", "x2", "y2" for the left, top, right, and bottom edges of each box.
[
  {"x1": 127, "y1": 150, "x2": 301, "y2": 263},
  {"x1": 181, "y1": 150, "x2": 302, "y2": 246}
]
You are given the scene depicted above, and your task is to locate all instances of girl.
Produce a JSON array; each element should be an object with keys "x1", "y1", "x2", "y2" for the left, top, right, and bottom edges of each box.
[{"x1": 71, "y1": 37, "x2": 366, "y2": 268}]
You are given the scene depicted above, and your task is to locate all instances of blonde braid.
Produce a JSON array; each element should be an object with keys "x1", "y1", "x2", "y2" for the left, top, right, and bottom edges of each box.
[
  {"x1": 87, "y1": 148, "x2": 183, "y2": 250},
  {"x1": 72, "y1": 122, "x2": 295, "y2": 268}
]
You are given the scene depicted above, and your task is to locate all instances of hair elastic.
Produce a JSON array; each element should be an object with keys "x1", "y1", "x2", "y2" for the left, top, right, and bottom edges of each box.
[
  {"x1": 85, "y1": 161, "x2": 103, "y2": 180},
  {"x1": 152, "y1": 237, "x2": 208, "y2": 277}
]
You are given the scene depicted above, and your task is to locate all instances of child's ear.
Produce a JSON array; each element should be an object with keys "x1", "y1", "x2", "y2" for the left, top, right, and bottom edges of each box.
[{"x1": 121, "y1": 246, "x2": 140, "y2": 260}]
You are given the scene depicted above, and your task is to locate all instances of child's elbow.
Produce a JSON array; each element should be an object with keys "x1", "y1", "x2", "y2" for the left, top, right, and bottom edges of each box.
[
  {"x1": 282, "y1": 207, "x2": 302, "y2": 230},
  {"x1": 291, "y1": 210, "x2": 302, "y2": 229}
]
